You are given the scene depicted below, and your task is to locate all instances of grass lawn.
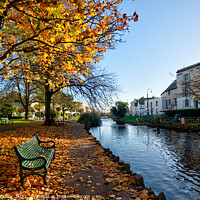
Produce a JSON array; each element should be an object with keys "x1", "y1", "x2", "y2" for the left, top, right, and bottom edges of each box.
[
  {"x1": 123, "y1": 116, "x2": 154, "y2": 123},
  {"x1": 12, "y1": 119, "x2": 37, "y2": 124}
]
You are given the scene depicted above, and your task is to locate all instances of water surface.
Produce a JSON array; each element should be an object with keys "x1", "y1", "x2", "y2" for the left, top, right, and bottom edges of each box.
[{"x1": 90, "y1": 119, "x2": 200, "y2": 200}]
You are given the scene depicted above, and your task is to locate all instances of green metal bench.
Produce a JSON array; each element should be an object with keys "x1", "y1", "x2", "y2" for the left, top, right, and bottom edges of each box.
[
  {"x1": 0, "y1": 117, "x2": 13, "y2": 124},
  {"x1": 14, "y1": 134, "x2": 55, "y2": 186},
  {"x1": 57, "y1": 119, "x2": 66, "y2": 125}
]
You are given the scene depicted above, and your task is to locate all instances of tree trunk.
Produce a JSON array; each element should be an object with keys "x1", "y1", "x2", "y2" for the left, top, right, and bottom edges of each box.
[
  {"x1": 62, "y1": 107, "x2": 65, "y2": 123},
  {"x1": 24, "y1": 95, "x2": 29, "y2": 119},
  {"x1": 44, "y1": 85, "x2": 53, "y2": 125},
  {"x1": 24, "y1": 104, "x2": 29, "y2": 119}
]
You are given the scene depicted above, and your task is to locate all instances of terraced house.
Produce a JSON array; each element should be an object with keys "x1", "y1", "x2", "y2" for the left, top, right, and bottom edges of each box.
[
  {"x1": 162, "y1": 62, "x2": 200, "y2": 110},
  {"x1": 130, "y1": 62, "x2": 200, "y2": 116}
]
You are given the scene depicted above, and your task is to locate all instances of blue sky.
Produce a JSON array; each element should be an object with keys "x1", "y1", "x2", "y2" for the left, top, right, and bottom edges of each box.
[{"x1": 99, "y1": 0, "x2": 200, "y2": 104}]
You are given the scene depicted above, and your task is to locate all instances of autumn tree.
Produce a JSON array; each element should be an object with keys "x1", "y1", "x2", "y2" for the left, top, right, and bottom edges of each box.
[
  {"x1": 171, "y1": 70, "x2": 200, "y2": 106},
  {"x1": 180, "y1": 75, "x2": 200, "y2": 103},
  {"x1": 1, "y1": 0, "x2": 138, "y2": 125}
]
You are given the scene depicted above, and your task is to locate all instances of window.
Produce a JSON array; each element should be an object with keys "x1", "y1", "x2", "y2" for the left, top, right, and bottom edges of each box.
[
  {"x1": 156, "y1": 109, "x2": 158, "y2": 114},
  {"x1": 169, "y1": 99, "x2": 171, "y2": 105},
  {"x1": 168, "y1": 91, "x2": 170, "y2": 95},
  {"x1": 166, "y1": 100, "x2": 168, "y2": 108},
  {"x1": 151, "y1": 102, "x2": 153, "y2": 108},
  {"x1": 185, "y1": 99, "x2": 189, "y2": 107},
  {"x1": 156, "y1": 101, "x2": 158, "y2": 106},
  {"x1": 185, "y1": 86, "x2": 189, "y2": 96},
  {"x1": 185, "y1": 74, "x2": 189, "y2": 82},
  {"x1": 174, "y1": 98, "x2": 177, "y2": 105},
  {"x1": 195, "y1": 101, "x2": 198, "y2": 109}
]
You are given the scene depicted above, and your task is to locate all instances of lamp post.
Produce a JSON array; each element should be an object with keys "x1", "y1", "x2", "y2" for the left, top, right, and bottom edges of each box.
[{"x1": 147, "y1": 88, "x2": 152, "y2": 116}]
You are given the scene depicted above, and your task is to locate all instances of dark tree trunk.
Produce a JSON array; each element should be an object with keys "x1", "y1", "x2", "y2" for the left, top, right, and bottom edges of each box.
[
  {"x1": 24, "y1": 95, "x2": 29, "y2": 119},
  {"x1": 62, "y1": 107, "x2": 65, "y2": 122},
  {"x1": 44, "y1": 85, "x2": 53, "y2": 125},
  {"x1": 24, "y1": 105, "x2": 29, "y2": 119}
]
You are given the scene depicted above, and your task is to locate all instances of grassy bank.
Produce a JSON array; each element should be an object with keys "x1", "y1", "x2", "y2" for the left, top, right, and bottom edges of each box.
[
  {"x1": 123, "y1": 116, "x2": 154, "y2": 124},
  {"x1": 123, "y1": 116, "x2": 200, "y2": 132}
]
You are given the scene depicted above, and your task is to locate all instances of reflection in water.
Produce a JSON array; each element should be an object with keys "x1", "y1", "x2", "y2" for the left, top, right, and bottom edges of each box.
[{"x1": 90, "y1": 119, "x2": 200, "y2": 200}]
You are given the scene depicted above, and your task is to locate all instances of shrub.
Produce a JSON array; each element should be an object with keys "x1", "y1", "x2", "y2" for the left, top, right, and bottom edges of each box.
[
  {"x1": 166, "y1": 108, "x2": 200, "y2": 117},
  {"x1": 12, "y1": 116, "x2": 23, "y2": 119},
  {"x1": 78, "y1": 112, "x2": 102, "y2": 130}
]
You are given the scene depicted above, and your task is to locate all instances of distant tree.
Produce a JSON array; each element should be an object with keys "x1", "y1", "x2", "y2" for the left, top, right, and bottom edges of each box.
[
  {"x1": 1, "y1": 103, "x2": 14, "y2": 118},
  {"x1": 53, "y1": 92, "x2": 74, "y2": 122},
  {"x1": 72, "y1": 102, "x2": 84, "y2": 113},
  {"x1": 78, "y1": 112, "x2": 101, "y2": 130},
  {"x1": 0, "y1": 71, "x2": 39, "y2": 119},
  {"x1": 110, "y1": 101, "x2": 129, "y2": 119},
  {"x1": 138, "y1": 97, "x2": 145, "y2": 105}
]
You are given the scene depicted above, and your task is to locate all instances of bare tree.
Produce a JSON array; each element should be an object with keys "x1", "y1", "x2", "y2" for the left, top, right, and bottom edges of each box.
[{"x1": 0, "y1": 69, "x2": 38, "y2": 119}]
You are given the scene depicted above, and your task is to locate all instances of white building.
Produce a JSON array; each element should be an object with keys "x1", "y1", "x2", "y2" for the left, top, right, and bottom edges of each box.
[
  {"x1": 130, "y1": 99, "x2": 145, "y2": 116},
  {"x1": 146, "y1": 97, "x2": 165, "y2": 115},
  {"x1": 130, "y1": 97, "x2": 164, "y2": 116}
]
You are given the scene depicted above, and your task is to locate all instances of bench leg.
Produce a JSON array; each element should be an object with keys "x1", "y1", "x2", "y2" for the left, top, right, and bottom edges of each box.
[
  {"x1": 19, "y1": 167, "x2": 24, "y2": 187},
  {"x1": 43, "y1": 168, "x2": 47, "y2": 185},
  {"x1": 19, "y1": 167, "x2": 48, "y2": 187}
]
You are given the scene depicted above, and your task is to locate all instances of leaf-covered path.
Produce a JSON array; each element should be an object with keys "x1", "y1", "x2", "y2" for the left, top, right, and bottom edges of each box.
[{"x1": 0, "y1": 122, "x2": 161, "y2": 199}]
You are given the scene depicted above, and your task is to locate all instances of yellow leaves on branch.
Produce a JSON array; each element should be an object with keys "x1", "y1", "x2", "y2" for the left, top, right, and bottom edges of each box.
[{"x1": 1, "y1": 0, "x2": 137, "y2": 89}]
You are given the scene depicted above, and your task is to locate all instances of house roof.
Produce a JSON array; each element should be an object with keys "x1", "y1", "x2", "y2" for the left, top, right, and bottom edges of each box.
[
  {"x1": 176, "y1": 62, "x2": 200, "y2": 74},
  {"x1": 161, "y1": 80, "x2": 177, "y2": 95}
]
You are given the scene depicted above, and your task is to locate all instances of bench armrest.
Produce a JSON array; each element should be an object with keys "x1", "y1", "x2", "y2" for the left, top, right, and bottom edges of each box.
[
  {"x1": 39, "y1": 140, "x2": 55, "y2": 148},
  {"x1": 35, "y1": 133, "x2": 55, "y2": 148}
]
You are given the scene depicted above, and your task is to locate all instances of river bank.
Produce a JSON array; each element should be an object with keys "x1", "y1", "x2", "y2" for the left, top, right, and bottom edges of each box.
[
  {"x1": 90, "y1": 119, "x2": 200, "y2": 200},
  {"x1": 123, "y1": 120, "x2": 200, "y2": 133},
  {"x1": 0, "y1": 122, "x2": 166, "y2": 199}
]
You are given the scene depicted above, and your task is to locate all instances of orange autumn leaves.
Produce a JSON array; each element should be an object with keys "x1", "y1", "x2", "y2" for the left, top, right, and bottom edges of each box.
[
  {"x1": 0, "y1": 0, "x2": 138, "y2": 90},
  {"x1": 0, "y1": 124, "x2": 156, "y2": 199},
  {"x1": 0, "y1": 125, "x2": 76, "y2": 197}
]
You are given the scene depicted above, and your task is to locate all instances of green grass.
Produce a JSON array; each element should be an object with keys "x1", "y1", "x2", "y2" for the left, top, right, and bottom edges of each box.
[
  {"x1": 123, "y1": 116, "x2": 154, "y2": 123},
  {"x1": 12, "y1": 119, "x2": 36, "y2": 124}
]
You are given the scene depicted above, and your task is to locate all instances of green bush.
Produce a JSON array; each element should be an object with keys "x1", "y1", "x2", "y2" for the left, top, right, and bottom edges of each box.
[
  {"x1": 35, "y1": 112, "x2": 44, "y2": 117},
  {"x1": 78, "y1": 112, "x2": 102, "y2": 130},
  {"x1": 12, "y1": 116, "x2": 23, "y2": 119}
]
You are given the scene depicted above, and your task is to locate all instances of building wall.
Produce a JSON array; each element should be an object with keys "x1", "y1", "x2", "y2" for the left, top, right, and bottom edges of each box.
[
  {"x1": 130, "y1": 63, "x2": 200, "y2": 113},
  {"x1": 130, "y1": 101, "x2": 145, "y2": 116},
  {"x1": 176, "y1": 63, "x2": 200, "y2": 109},
  {"x1": 146, "y1": 97, "x2": 163, "y2": 115},
  {"x1": 176, "y1": 64, "x2": 200, "y2": 99},
  {"x1": 161, "y1": 88, "x2": 178, "y2": 110}
]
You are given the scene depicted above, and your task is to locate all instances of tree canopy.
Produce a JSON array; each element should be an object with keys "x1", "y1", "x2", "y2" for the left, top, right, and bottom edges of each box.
[
  {"x1": 0, "y1": 0, "x2": 138, "y2": 125},
  {"x1": 1, "y1": 0, "x2": 138, "y2": 86},
  {"x1": 110, "y1": 101, "x2": 129, "y2": 119}
]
